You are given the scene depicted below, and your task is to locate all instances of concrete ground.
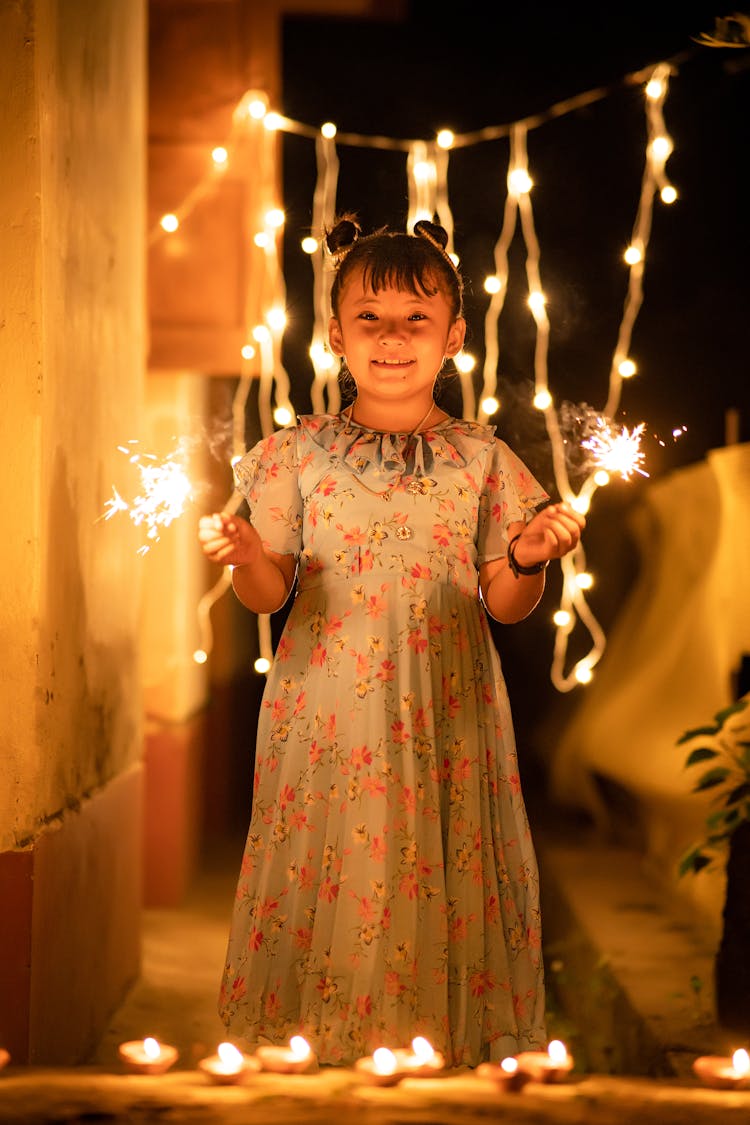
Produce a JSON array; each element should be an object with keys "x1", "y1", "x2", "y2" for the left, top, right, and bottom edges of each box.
[
  {"x1": 2, "y1": 819, "x2": 746, "y2": 1124},
  {"x1": 89, "y1": 817, "x2": 728, "y2": 1078}
]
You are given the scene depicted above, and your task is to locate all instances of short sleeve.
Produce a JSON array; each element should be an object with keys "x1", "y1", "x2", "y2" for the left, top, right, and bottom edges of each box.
[
  {"x1": 233, "y1": 427, "x2": 303, "y2": 557},
  {"x1": 476, "y1": 438, "x2": 550, "y2": 564}
]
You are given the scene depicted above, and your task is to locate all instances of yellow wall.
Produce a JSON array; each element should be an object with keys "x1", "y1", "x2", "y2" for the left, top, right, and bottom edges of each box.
[{"x1": 0, "y1": 0, "x2": 146, "y2": 1062}]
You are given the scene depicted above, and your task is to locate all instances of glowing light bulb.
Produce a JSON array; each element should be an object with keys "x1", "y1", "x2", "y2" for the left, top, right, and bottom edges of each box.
[
  {"x1": 553, "y1": 609, "x2": 571, "y2": 628},
  {"x1": 301, "y1": 236, "x2": 319, "y2": 254},
  {"x1": 645, "y1": 78, "x2": 664, "y2": 99},
  {"x1": 254, "y1": 657, "x2": 271, "y2": 675},
  {"x1": 527, "y1": 291, "x2": 546, "y2": 315},
  {"x1": 448, "y1": 252, "x2": 460, "y2": 269},
  {"x1": 618, "y1": 358, "x2": 637, "y2": 378},
  {"x1": 533, "y1": 389, "x2": 552, "y2": 411},
  {"x1": 309, "y1": 342, "x2": 334, "y2": 369},
  {"x1": 252, "y1": 325, "x2": 271, "y2": 343},
  {"x1": 576, "y1": 572, "x2": 593, "y2": 590},
  {"x1": 240, "y1": 344, "x2": 256, "y2": 361},
  {"x1": 455, "y1": 352, "x2": 476, "y2": 374},
  {"x1": 571, "y1": 495, "x2": 590, "y2": 515},
  {"x1": 263, "y1": 112, "x2": 283, "y2": 131},
  {"x1": 211, "y1": 146, "x2": 228, "y2": 166},
  {"x1": 193, "y1": 649, "x2": 208, "y2": 665},
  {"x1": 548, "y1": 1040, "x2": 569, "y2": 1065},
  {"x1": 266, "y1": 306, "x2": 287, "y2": 332},
  {"x1": 574, "y1": 662, "x2": 593, "y2": 684},
  {"x1": 265, "y1": 208, "x2": 285, "y2": 229},
  {"x1": 320, "y1": 121, "x2": 337, "y2": 139},
  {"x1": 160, "y1": 213, "x2": 179, "y2": 233},
  {"x1": 413, "y1": 160, "x2": 434, "y2": 183},
  {"x1": 500, "y1": 1056, "x2": 519, "y2": 1075},
  {"x1": 480, "y1": 395, "x2": 500, "y2": 415},
  {"x1": 650, "y1": 135, "x2": 672, "y2": 160},
  {"x1": 623, "y1": 245, "x2": 642, "y2": 266},
  {"x1": 274, "y1": 405, "x2": 294, "y2": 427},
  {"x1": 484, "y1": 275, "x2": 502, "y2": 294},
  {"x1": 247, "y1": 96, "x2": 268, "y2": 120},
  {"x1": 436, "y1": 128, "x2": 455, "y2": 149},
  {"x1": 254, "y1": 232, "x2": 270, "y2": 249},
  {"x1": 660, "y1": 185, "x2": 677, "y2": 204},
  {"x1": 594, "y1": 469, "x2": 610, "y2": 487},
  {"x1": 143, "y1": 1038, "x2": 161, "y2": 1060},
  {"x1": 508, "y1": 168, "x2": 533, "y2": 194}
]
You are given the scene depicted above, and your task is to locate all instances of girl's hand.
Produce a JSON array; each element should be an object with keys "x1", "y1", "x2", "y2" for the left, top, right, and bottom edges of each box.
[
  {"x1": 511, "y1": 502, "x2": 586, "y2": 568},
  {"x1": 197, "y1": 512, "x2": 264, "y2": 567}
]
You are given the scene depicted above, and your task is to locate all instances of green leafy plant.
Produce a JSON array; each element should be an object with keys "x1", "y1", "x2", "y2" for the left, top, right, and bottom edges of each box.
[{"x1": 677, "y1": 692, "x2": 750, "y2": 878}]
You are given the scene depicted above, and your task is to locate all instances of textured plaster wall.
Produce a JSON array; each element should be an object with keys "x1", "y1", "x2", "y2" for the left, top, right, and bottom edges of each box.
[
  {"x1": 550, "y1": 444, "x2": 750, "y2": 937},
  {"x1": 0, "y1": 0, "x2": 146, "y2": 851}
]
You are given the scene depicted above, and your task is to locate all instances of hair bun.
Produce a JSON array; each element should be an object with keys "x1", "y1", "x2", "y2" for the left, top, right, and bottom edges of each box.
[
  {"x1": 414, "y1": 219, "x2": 449, "y2": 251},
  {"x1": 325, "y1": 215, "x2": 361, "y2": 257}
]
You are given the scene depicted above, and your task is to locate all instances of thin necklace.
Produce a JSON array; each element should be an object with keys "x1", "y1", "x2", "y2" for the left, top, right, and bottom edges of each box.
[{"x1": 343, "y1": 400, "x2": 436, "y2": 436}]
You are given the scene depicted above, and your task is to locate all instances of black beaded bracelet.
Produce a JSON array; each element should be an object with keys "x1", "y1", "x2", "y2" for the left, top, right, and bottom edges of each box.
[{"x1": 507, "y1": 533, "x2": 549, "y2": 579}]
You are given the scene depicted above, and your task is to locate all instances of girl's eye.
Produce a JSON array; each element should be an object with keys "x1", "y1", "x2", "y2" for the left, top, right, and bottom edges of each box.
[
  {"x1": 358, "y1": 311, "x2": 377, "y2": 321},
  {"x1": 409, "y1": 312, "x2": 427, "y2": 321}
]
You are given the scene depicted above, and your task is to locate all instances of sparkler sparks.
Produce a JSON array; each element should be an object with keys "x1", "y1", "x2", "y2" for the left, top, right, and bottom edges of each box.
[
  {"x1": 582, "y1": 421, "x2": 649, "y2": 480},
  {"x1": 101, "y1": 440, "x2": 196, "y2": 554}
]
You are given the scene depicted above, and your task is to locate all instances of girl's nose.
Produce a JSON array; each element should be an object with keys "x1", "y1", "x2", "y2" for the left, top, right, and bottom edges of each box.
[{"x1": 378, "y1": 321, "x2": 406, "y2": 345}]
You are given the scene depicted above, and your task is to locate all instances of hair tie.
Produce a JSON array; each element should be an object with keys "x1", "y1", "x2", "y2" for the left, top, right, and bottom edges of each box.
[
  {"x1": 413, "y1": 219, "x2": 449, "y2": 252},
  {"x1": 325, "y1": 214, "x2": 361, "y2": 260}
]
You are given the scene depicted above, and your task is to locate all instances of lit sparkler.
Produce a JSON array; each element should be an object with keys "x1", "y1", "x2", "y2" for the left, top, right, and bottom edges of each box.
[
  {"x1": 582, "y1": 421, "x2": 649, "y2": 480},
  {"x1": 101, "y1": 439, "x2": 196, "y2": 555}
]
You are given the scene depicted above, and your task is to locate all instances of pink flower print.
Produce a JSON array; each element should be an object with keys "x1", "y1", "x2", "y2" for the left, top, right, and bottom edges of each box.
[
  {"x1": 411, "y1": 562, "x2": 432, "y2": 579},
  {"x1": 319, "y1": 876, "x2": 339, "y2": 903},
  {"x1": 385, "y1": 971, "x2": 407, "y2": 997},
  {"x1": 399, "y1": 786, "x2": 417, "y2": 813},
  {"x1": 276, "y1": 635, "x2": 294, "y2": 662},
  {"x1": 358, "y1": 549, "x2": 375, "y2": 572},
  {"x1": 290, "y1": 809, "x2": 308, "y2": 830},
  {"x1": 357, "y1": 896, "x2": 376, "y2": 922},
  {"x1": 391, "y1": 719, "x2": 410, "y2": 744},
  {"x1": 230, "y1": 975, "x2": 246, "y2": 1002},
  {"x1": 369, "y1": 835, "x2": 387, "y2": 861},
  {"x1": 293, "y1": 690, "x2": 307, "y2": 716},
  {"x1": 324, "y1": 615, "x2": 345, "y2": 636},
  {"x1": 248, "y1": 927, "x2": 263, "y2": 951},
  {"x1": 469, "y1": 969, "x2": 496, "y2": 997},
  {"x1": 356, "y1": 994, "x2": 372, "y2": 1017},
  {"x1": 309, "y1": 739, "x2": 323, "y2": 766},
  {"x1": 513, "y1": 990, "x2": 534, "y2": 1020},
  {"x1": 432, "y1": 523, "x2": 452, "y2": 547},
  {"x1": 343, "y1": 525, "x2": 367, "y2": 545},
  {"x1": 399, "y1": 871, "x2": 419, "y2": 899},
  {"x1": 320, "y1": 474, "x2": 338, "y2": 496},
  {"x1": 278, "y1": 783, "x2": 296, "y2": 809},
  {"x1": 376, "y1": 659, "x2": 396, "y2": 682},
  {"x1": 428, "y1": 615, "x2": 445, "y2": 637},
  {"x1": 270, "y1": 698, "x2": 288, "y2": 723},
  {"x1": 363, "y1": 775, "x2": 387, "y2": 798},
  {"x1": 417, "y1": 857, "x2": 433, "y2": 877},
  {"x1": 355, "y1": 652, "x2": 370, "y2": 678},
  {"x1": 323, "y1": 712, "x2": 337, "y2": 742},
  {"x1": 310, "y1": 642, "x2": 327, "y2": 667},
  {"x1": 485, "y1": 895, "x2": 500, "y2": 924},
  {"x1": 317, "y1": 975, "x2": 338, "y2": 1002},
  {"x1": 264, "y1": 990, "x2": 281, "y2": 1020},
  {"x1": 349, "y1": 745, "x2": 372, "y2": 770},
  {"x1": 507, "y1": 772, "x2": 522, "y2": 794},
  {"x1": 364, "y1": 590, "x2": 388, "y2": 618},
  {"x1": 407, "y1": 630, "x2": 428, "y2": 655}
]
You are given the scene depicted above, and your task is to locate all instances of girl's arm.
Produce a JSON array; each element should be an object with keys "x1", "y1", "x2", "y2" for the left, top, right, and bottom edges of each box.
[
  {"x1": 198, "y1": 512, "x2": 297, "y2": 614},
  {"x1": 479, "y1": 503, "x2": 585, "y2": 624}
]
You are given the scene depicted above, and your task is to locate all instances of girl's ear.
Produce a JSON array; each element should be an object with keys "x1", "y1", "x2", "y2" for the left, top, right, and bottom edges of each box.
[
  {"x1": 328, "y1": 317, "x2": 344, "y2": 357},
  {"x1": 445, "y1": 317, "x2": 466, "y2": 358}
]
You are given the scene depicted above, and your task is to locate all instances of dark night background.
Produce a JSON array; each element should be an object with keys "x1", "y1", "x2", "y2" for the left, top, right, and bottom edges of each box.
[{"x1": 270, "y1": 2, "x2": 749, "y2": 773}]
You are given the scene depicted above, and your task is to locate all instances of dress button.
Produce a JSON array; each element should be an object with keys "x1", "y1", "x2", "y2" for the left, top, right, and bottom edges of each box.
[{"x1": 395, "y1": 525, "x2": 412, "y2": 541}]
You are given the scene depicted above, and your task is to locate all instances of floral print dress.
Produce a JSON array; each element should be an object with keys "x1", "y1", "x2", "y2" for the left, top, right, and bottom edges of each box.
[{"x1": 219, "y1": 412, "x2": 549, "y2": 1067}]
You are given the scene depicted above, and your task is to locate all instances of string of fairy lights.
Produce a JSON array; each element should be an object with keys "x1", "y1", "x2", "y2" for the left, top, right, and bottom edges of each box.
[{"x1": 146, "y1": 55, "x2": 685, "y2": 691}]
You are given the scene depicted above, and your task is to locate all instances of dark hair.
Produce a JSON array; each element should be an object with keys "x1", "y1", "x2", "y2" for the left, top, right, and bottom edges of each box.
[{"x1": 326, "y1": 215, "x2": 464, "y2": 321}]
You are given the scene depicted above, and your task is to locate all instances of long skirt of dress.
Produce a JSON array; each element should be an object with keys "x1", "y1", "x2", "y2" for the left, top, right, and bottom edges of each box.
[{"x1": 218, "y1": 572, "x2": 546, "y2": 1066}]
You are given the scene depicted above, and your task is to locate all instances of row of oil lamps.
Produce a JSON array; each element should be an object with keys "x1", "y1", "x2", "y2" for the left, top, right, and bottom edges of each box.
[{"x1": 1, "y1": 1037, "x2": 748, "y2": 1090}]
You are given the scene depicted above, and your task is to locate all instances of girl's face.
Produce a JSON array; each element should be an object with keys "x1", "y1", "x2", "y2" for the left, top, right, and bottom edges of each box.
[{"x1": 328, "y1": 269, "x2": 465, "y2": 408}]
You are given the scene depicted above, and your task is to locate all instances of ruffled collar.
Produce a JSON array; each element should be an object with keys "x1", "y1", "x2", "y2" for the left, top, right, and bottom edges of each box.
[{"x1": 297, "y1": 412, "x2": 496, "y2": 479}]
